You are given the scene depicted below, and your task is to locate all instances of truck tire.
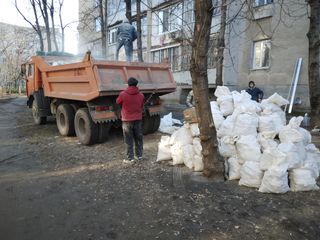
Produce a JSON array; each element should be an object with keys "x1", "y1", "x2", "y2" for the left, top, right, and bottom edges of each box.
[
  {"x1": 150, "y1": 115, "x2": 161, "y2": 133},
  {"x1": 32, "y1": 96, "x2": 47, "y2": 125},
  {"x1": 98, "y1": 122, "x2": 111, "y2": 143},
  {"x1": 74, "y1": 108, "x2": 99, "y2": 145},
  {"x1": 142, "y1": 115, "x2": 153, "y2": 135},
  {"x1": 56, "y1": 104, "x2": 75, "y2": 136}
]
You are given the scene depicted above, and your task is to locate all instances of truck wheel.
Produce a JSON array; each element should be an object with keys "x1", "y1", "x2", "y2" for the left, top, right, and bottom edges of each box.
[
  {"x1": 150, "y1": 115, "x2": 161, "y2": 133},
  {"x1": 56, "y1": 104, "x2": 75, "y2": 136},
  {"x1": 32, "y1": 97, "x2": 47, "y2": 125},
  {"x1": 74, "y1": 108, "x2": 99, "y2": 145},
  {"x1": 142, "y1": 115, "x2": 152, "y2": 135},
  {"x1": 98, "y1": 122, "x2": 111, "y2": 143}
]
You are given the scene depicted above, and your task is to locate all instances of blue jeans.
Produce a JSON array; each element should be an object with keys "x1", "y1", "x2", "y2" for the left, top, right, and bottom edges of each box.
[
  {"x1": 122, "y1": 120, "x2": 143, "y2": 160},
  {"x1": 116, "y1": 38, "x2": 133, "y2": 62}
]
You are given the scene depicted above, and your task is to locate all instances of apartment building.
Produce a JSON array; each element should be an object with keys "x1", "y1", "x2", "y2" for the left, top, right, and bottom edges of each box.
[
  {"x1": 224, "y1": 0, "x2": 310, "y2": 111},
  {"x1": 78, "y1": 0, "x2": 311, "y2": 110}
]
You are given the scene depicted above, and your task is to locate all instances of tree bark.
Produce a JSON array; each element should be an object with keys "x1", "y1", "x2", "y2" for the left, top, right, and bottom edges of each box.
[
  {"x1": 136, "y1": 0, "x2": 143, "y2": 62},
  {"x1": 190, "y1": 0, "x2": 224, "y2": 179},
  {"x1": 99, "y1": 0, "x2": 107, "y2": 57},
  {"x1": 58, "y1": 0, "x2": 65, "y2": 52},
  {"x1": 40, "y1": 0, "x2": 52, "y2": 51},
  {"x1": 125, "y1": 0, "x2": 132, "y2": 23},
  {"x1": 50, "y1": 0, "x2": 59, "y2": 51},
  {"x1": 216, "y1": 0, "x2": 227, "y2": 86},
  {"x1": 307, "y1": 0, "x2": 320, "y2": 116}
]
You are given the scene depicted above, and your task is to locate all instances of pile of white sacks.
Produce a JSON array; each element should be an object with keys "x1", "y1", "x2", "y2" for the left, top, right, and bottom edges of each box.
[
  {"x1": 157, "y1": 121, "x2": 204, "y2": 172},
  {"x1": 214, "y1": 86, "x2": 320, "y2": 193},
  {"x1": 157, "y1": 86, "x2": 320, "y2": 193}
]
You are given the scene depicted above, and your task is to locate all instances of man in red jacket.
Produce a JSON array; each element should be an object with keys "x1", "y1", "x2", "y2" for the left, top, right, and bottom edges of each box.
[{"x1": 116, "y1": 77, "x2": 145, "y2": 162}]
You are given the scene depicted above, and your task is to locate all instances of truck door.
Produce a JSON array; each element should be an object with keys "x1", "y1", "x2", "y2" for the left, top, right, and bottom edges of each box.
[{"x1": 26, "y1": 63, "x2": 35, "y2": 97}]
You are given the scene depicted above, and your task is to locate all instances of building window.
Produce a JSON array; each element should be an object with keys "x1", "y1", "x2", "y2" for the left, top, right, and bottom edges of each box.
[
  {"x1": 252, "y1": 40, "x2": 271, "y2": 69},
  {"x1": 151, "y1": 46, "x2": 180, "y2": 72},
  {"x1": 108, "y1": 28, "x2": 117, "y2": 45},
  {"x1": 254, "y1": 0, "x2": 273, "y2": 7},
  {"x1": 95, "y1": 17, "x2": 101, "y2": 32},
  {"x1": 158, "y1": 3, "x2": 183, "y2": 34}
]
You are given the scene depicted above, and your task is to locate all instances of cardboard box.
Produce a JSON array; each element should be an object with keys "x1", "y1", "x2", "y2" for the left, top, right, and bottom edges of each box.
[{"x1": 183, "y1": 107, "x2": 198, "y2": 123}]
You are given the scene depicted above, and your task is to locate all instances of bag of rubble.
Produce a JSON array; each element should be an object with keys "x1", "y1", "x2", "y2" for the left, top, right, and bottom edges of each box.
[
  {"x1": 227, "y1": 156, "x2": 242, "y2": 180},
  {"x1": 232, "y1": 90, "x2": 261, "y2": 115},
  {"x1": 259, "y1": 148, "x2": 286, "y2": 171},
  {"x1": 218, "y1": 135, "x2": 237, "y2": 158},
  {"x1": 279, "y1": 116, "x2": 304, "y2": 143},
  {"x1": 215, "y1": 86, "x2": 234, "y2": 117},
  {"x1": 192, "y1": 138, "x2": 204, "y2": 172},
  {"x1": 217, "y1": 115, "x2": 236, "y2": 138},
  {"x1": 239, "y1": 161, "x2": 264, "y2": 188},
  {"x1": 257, "y1": 132, "x2": 279, "y2": 151},
  {"x1": 259, "y1": 164, "x2": 290, "y2": 194},
  {"x1": 263, "y1": 93, "x2": 289, "y2": 107},
  {"x1": 289, "y1": 168, "x2": 319, "y2": 192},
  {"x1": 170, "y1": 125, "x2": 193, "y2": 165},
  {"x1": 210, "y1": 101, "x2": 225, "y2": 129},
  {"x1": 156, "y1": 136, "x2": 172, "y2": 162},
  {"x1": 233, "y1": 113, "x2": 259, "y2": 137},
  {"x1": 158, "y1": 112, "x2": 181, "y2": 134},
  {"x1": 303, "y1": 144, "x2": 320, "y2": 178},
  {"x1": 236, "y1": 135, "x2": 262, "y2": 163},
  {"x1": 277, "y1": 143, "x2": 304, "y2": 169}
]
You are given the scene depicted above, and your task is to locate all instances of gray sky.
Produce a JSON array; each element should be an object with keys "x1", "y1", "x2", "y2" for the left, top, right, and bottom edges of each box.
[{"x1": 0, "y1": 0, "x2": 79, "y2": 54}]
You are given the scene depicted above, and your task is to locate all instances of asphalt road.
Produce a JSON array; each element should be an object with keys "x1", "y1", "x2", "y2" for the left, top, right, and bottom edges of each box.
[{"x1": 0, "y1": 97, "x2": 319, "y2": 240}]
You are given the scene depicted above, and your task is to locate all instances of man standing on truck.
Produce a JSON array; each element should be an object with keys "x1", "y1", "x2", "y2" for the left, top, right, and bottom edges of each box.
[
  {"x1": 116, "y1": 77, "x2": 145, "y2": 163},
  {"x1": 116, "y1": 19, "x2": 138, "y2": 62}
]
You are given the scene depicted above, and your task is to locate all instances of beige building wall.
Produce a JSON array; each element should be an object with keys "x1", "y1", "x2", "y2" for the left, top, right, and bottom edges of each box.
[{"x1": 224, "y1": 0, "x2": 310, "y2": 111}]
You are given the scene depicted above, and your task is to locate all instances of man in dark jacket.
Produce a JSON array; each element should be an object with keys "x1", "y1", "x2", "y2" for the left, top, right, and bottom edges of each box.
[
  {"x1": 116, "y1": 77, "x2": 145, "y2": 162},
  {"x1": 246, "y1": 81, "x2": 264, "y2": 102},
  {"x1": 116, "y1": 19, "x2": 138, "y2": 62}
]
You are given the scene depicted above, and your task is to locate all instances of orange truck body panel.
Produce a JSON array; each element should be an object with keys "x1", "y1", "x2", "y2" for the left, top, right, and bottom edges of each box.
[{"x1": 26, "y1": 55, "x2": 176, "y2": 101}]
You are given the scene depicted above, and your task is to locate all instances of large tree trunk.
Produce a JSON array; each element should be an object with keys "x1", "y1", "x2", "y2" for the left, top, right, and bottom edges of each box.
[
  {"x1": 41, "y1": 0, "x2": 52, "y2": 51},
  {"x1": 307, "y1": 0, "x2": 320, "y2": 117},
  {"x1": 125, "y1": 0, "x2": 132, "y2": 23},
  {"x1": 50, "y1": 0, "x2": 59, "y2": 51},
  {"x1": 216, "y1": 0, "x2": 227, "y2": 86},
  {"x1": 190, "y1": 0, "x2": 224, "y2": 179},
  {"x1": 99, "y1": 0, "x2": 107, "y2": 57},
  {"x1": 58, "y1": 0, "x2": 65, "y2": 52},
  {"x1": 136, "y1": 0, "x2": 143, "y2": 62}
]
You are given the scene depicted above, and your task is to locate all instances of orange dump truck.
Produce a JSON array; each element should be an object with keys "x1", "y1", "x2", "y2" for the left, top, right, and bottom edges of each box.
[{"x1": 23, "y1": 52, "x2": 176, "y2": 145}]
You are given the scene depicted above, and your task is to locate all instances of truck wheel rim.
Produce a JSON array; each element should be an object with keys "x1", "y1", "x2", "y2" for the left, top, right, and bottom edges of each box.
[
  {"x1": 78, "y1": 118, "x2": 86, "y2": 135},
  {"x1": 59, "y1": 112, "x2": 65, "y2": 127}
]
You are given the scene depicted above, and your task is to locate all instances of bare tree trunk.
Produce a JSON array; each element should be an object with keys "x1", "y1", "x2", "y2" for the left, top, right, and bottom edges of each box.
[
  {"x1": 136, "y1": 0, "x2": 143, "y2": 62},
  {"x1": 216, "y1": 0, "x2": 227, "y2": 86},
  {"x1": 307, "y1": 0, "x2": 320, "y2": 116},
  {"x1": 99, "y1": 0, "x2": 107, "y2": 57},
  {"x1": 58, "y1": 0, "x2": 65, "y2": 52},
  {"x1": 50, "y1": 0, "x2": 59, "y2": 51},
  {"x1": 39, "y1": 0, "x2": 52, "y2": 51},
  {"x1": 190, "y1": 0, "x2": 224, "y2": 179},
  {"x1": 125, "y1": 0, "x2": 132, "y2": 23}
]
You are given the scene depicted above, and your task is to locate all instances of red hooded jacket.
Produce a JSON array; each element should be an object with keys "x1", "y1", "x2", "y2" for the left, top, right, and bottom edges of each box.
[{"x1": 116, "y1": 86, "x2": 144, "y2": 121}]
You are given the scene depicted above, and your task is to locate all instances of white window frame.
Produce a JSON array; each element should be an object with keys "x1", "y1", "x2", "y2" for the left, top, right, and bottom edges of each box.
[
  {"x1": 95, "y1": 17, "x2": 101, "y2": 32},
  {"x1": 254, "y1": 0, "x2": 273, "y2": 7},
  {"x1": 151, "y1": 45, "x2": 181, "y2": 72},
  {"x1": 158, "y1": 4, "x2": 183, "y2": 34},
  {"x1": 108, "y1": 28, "x2": 117, "y2": 45},
  {"x1": 252, "y1": 39, "x2": 271, "y2": 70}
]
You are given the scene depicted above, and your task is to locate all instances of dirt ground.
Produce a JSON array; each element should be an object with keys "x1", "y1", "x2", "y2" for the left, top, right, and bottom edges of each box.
[{"x1": 0, "y1": 97, "x2": 319, "y2": 240}]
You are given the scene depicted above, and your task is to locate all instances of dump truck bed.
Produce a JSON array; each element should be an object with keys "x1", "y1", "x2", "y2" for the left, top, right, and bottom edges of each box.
[{"x1": 30, "y1": 55, "x2": 176, "y2": 102}]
